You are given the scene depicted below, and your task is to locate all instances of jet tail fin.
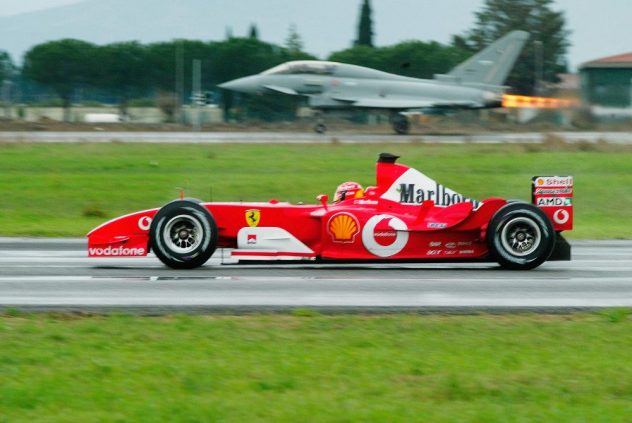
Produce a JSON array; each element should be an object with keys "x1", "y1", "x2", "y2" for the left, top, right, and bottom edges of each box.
[{"x1": 445, "y1": 31, "x2": 529, "y2": 88}]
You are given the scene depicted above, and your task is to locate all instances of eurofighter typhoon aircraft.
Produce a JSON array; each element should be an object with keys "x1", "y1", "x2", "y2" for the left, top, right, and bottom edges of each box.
[{"x1": 219, "y1": 31, "x2": 529, "y2": 134}]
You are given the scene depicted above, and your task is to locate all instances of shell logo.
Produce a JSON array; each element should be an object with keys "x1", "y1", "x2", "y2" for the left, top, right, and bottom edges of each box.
[
  {"x1": 536, "y1": 178, "x2": 545, "y2": 186},
  {"x1": 327, "y1": 213, "x2": 359, "y2": 243}
]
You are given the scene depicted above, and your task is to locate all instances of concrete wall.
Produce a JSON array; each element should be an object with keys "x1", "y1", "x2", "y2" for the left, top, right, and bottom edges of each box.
[{"x1": 1, "y1": 106, "x2": 224, "y2": 124}]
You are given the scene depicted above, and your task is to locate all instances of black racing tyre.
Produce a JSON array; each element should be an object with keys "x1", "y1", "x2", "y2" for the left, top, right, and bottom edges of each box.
[
  {"x1": 150, "y1": 200, "x2": 218, "y2": 269},
  {"x1": 182, "y1": 197, "x2": 204, "y2": 203},
  {"x1": 487, "y1": 202, "x2": 555, "y2": 270}
]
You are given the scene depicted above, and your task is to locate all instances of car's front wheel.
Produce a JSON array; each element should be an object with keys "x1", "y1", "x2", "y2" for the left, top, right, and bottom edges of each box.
[
  {"x1": 487, "y1": 202, "x2": 555, "y2": 270},
  {"x1": 150, "y1": 200, "x2": 217, "y2": 269}
]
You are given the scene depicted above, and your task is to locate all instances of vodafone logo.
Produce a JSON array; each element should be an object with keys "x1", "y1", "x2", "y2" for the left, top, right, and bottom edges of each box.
[
  {"x1": 138, "y1": 216, "x2": 152, "y2": 231},
  {"x1": 89, "y1": 246, "x2": 145, "y2": 256},
  {"x1": 361, "y1": 214, "x2": 409, "y2": 257},
  {"x1": 553, "y1": 209, "x2": 570, "y2": 225}
]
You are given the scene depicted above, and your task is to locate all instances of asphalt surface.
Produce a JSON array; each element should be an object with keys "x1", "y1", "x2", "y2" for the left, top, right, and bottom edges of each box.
[
  {"x1": 1, "y1": 238, "x2": 631, "y2": 313},
  {"x1": 2, "y1": 131, "x2": 632, "y2": 144}
]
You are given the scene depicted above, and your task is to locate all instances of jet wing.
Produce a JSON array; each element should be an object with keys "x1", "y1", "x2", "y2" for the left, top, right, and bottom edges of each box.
[
  {"x1": 330, "y1": 96, "x2": 481, "y2": 109},
  {"x1": 263, "y1": 85, "x2": 299, "y2": 95}
]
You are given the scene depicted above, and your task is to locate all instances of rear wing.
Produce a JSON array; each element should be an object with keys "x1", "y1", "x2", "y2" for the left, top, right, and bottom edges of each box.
[{"x1": 532, "y1": 176, "x2": 573, "y2": 231}]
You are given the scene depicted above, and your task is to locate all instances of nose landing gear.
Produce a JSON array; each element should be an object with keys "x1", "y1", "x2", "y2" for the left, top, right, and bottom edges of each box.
[
  {"x1": 390, "y1": 113, "x2": 410, "y2": 135},
  {"x1": 313, "y1": 113, "x2": 327, "y2": 134},
  {"x1": 314, "y1": 121, "x2": 327, "y2": 134}
]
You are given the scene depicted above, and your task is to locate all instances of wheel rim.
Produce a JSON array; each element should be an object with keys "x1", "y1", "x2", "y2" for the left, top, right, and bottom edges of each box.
[
  {"x1": 500, "y1": 217, "x2": 541, "y2": 257},
  {"x1": 163, "y1": 214, "x2": 204, "y2": 254}
]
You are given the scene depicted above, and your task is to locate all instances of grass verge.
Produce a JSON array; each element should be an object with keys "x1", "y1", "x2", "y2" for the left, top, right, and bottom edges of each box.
[
  {"x1": 1, "y1": 312, "x2": 632, "y2": 422},
  {"x1": 1, "y1": 142, "x2": 631, "y2": 238}
]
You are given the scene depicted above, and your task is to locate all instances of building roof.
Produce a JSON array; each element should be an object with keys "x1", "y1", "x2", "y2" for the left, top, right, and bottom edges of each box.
[{"x1": 581, "y1": 52, "x2": 632, "y2": 69}]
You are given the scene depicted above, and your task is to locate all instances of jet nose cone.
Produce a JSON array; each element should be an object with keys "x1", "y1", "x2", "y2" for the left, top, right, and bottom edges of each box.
[{"x1": 218, "y1": 75, "x2": 262, "y2": 94}]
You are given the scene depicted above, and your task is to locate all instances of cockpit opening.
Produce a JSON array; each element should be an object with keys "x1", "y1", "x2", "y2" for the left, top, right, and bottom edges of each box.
[{"x1": 263, "y1": 61, "x2": 336, "y2": 76}]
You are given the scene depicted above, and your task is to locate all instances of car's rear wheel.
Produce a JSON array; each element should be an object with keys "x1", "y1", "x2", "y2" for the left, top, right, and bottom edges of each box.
[
  {"x1": 150, "y1": 200, "x2": 217, "y2": 269},
  {"x1": 487, "y1": 202, "x2": 555, "y2": 270}
]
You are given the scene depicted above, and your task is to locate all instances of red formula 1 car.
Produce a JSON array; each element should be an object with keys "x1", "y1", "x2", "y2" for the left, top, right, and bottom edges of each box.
[{"x1": 88, "y1": 153, "x2": 573, "y2": 270}]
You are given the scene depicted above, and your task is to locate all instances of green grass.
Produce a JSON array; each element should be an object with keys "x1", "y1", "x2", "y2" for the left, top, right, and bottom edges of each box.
[
  {"x1": 1, "y1": 142, "x2": 631, "y2": 237},
  {"x1": 1, "y1": 312, "x2": 632, "y2": 422}
]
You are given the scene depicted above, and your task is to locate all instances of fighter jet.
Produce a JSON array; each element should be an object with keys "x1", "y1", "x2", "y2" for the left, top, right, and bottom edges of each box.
[{"x1": 219, "y1": 31, "x2": 529, "y2": 134}]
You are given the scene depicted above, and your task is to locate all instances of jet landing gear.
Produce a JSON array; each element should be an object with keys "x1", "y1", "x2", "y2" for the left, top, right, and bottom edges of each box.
[
  {"x1": 313, "y1": 114, "x2": 327, "y2": 134},
  {"x1": 390, "y1": 113, "x2": 410, "y2": 135},
  {"x1": 314, "y1": 121, "x2": 327, "y2": 134}
]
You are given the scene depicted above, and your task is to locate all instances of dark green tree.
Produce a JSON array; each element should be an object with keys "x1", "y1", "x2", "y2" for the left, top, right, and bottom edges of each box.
[
  {"x1": 457, "y1": 0, "x2": 569, "y2": 94},
  {"x1": 355, "y1": 0, "x2": 374, "y2": 47},
  {"x1": 18, "y1": 36, "x2": 317, "y2": 123},
  {"x1": 94, "y1": 42, "x2": 152, "y2": 118},
  {"x1": 143, "y1": 41, "x2": 179, "y2": 120},
  {"x1": 330, "y1": 45, "x2": 383, "y2": 70},
  {"x1": 145, "y1": 41, "x2": 178, "y2": 92},
  {"x1": 145, "y1": 39, "x2": 213, "y2": 120},
  {"x1": 285, "y1": 24, "x2": 304, "y2": 53},
  {"x1": 22, "y1": 39, "x2": 97, "y2": 121},
  {"x1": 248, "y1": 24, "x2": 259, "y2": 39},
  {"x1": 0, "y1": 50, "x2": 15, "y2": 85},
  {"x1": 212, "y1": 37, "x2": 314, "y2": 121},
  {"x1": 330, "y1": 41, "x2": 468, "y2": 79},
  {"x1": 0, "y1": 51, "x2": 15, "y2": 117}
]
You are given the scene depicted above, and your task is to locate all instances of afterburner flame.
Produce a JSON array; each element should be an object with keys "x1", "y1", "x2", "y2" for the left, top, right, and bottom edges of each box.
[{"x1": 502, "y1": 94, "x2": 578, "y2": 109}]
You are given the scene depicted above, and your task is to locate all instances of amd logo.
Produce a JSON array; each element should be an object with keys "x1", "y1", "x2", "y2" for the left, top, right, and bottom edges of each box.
[{"x1": 536, "y1": 197, "x2": 572, "y2": 207}]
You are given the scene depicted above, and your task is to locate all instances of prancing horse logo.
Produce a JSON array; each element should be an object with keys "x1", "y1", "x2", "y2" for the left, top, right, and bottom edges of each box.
[{"x1": 245, "y1": 209, "x2": 261, "y2": 227}]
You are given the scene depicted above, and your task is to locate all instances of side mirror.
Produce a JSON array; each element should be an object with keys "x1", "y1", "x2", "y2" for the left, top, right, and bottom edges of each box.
[{"x1": 317, "y1": 194, "x2": 329, "y2": 209}]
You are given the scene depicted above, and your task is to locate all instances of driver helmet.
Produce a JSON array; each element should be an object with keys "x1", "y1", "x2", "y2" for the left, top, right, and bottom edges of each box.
[{"x1": 333, "y1": 181, "x2": 364, "y2": 203}]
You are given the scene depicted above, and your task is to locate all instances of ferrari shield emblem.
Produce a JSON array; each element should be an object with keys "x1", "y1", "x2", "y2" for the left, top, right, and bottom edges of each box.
[{"x1": 245, "y1": 209, "x2": 260, "y2": 227}]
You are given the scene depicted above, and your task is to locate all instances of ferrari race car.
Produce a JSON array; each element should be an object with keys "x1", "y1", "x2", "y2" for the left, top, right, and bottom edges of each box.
[{"x1": 88, "y1": 153, "x2": 573, "y2": 270}]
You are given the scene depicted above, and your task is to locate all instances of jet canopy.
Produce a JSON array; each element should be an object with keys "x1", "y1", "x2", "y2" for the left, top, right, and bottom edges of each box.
[{"x1": 263, "y1": 61, "x2": 337, "y2": 76}]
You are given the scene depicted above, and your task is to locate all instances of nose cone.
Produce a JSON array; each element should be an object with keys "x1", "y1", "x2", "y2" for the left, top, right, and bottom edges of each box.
[{"x1": 218, "y1": 75, "x2": 262, "y2": 94}]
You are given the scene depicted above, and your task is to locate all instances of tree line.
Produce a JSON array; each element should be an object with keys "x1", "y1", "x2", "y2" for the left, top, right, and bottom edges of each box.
[
  {"x1": 19, "y1": 38, "x2": 315, "y2": 121},
  {"x1": 2, "y1": 37, "x2": 469, "y2": 122},
  {"x1": 0, "y1": 0, "x2": 569, "y2": 122}
]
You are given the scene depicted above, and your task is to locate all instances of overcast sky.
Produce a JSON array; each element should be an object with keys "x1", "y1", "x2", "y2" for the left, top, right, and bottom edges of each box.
[
  {"x1": 0, "y1": 0, "x2": 83, "y2": 16},
  {"x1": 1, "y1": 0, "x2": 630, "y2": 69}
]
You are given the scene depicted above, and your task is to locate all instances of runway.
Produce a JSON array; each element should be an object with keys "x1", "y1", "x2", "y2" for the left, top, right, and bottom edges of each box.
[
  {"x1": 2, "y1": 131, "x2": 632, "y2": 145},
  {"x1": 1, "y1": 238, "x2": 631, "y2": 313}
]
